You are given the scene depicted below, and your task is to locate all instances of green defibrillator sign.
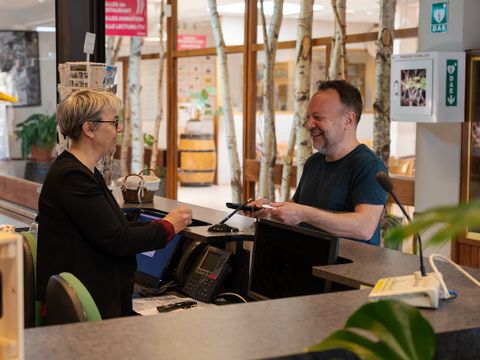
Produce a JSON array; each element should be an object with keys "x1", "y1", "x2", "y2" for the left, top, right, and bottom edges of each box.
[
  {"x1": 431, "y1": 2, "x2": 448, "y2": 33},
  {"x1": 445, "y1": 59, "x2": 458, "y2": 107}
]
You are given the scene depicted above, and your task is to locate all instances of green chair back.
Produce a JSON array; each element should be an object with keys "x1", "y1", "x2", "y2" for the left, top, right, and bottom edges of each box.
[
  {"x1": 45, "y1": 272, "x2": 101, "y2": 325},
  {"x1": 21, "y1": 231, "x2": 42, "y2": 327},
  {"x1": 59, "y1": 272, "x2": 101, "y2": 321}
]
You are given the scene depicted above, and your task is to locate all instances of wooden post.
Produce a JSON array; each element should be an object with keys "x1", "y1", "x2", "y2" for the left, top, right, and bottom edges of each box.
[
  {"x1": 166, "y1": 0, "x2": 178, "y2": 199},
  {"x1": 243, "y1": 0, "x2": 258, "y2": 202}
]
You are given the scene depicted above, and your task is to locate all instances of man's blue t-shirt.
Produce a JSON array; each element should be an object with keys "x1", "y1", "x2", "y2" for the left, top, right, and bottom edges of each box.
[{"x1": 292, "y1": 144, "x2": 387, "y2": 246}]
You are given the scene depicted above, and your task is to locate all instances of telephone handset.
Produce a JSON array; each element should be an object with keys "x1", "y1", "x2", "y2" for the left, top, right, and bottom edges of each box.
[
  {"x1": 175, "y1": 240, "x2": 207, "y2": 288},
  {"x1": 175, "y1": 240, "x2": 232, "y2": 303}
]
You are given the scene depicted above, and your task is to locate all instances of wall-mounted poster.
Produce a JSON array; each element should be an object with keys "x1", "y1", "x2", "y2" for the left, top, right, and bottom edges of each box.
[{"x1": 0, "y1": 31, "x2": 41, "y2": 107}]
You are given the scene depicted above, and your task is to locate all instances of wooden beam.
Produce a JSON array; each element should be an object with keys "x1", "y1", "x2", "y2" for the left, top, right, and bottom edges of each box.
[
  {"x1": 244, "y1": 159, "x2": 297, "y2": 187},
  {"x1": 166, "y1": 0, "x2": 178, "y2": 199},
  {"x1": 389, "y1": 174, "x2": 415, "y2": 207},
  {"x1": 119, "y1": 27, "x2": 420, "y2": 64},
  {"x1": 0, "y1": 175, "x2": 40, "y2": 211},
  {"x1": 242, "y1": 0, "x2": 258, "y2": 202}
]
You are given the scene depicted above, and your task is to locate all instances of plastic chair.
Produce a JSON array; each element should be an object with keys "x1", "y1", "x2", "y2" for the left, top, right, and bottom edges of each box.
[
  {"x1": 44, "y1": 272, "x2": 101, "y2": 325},
  {"x1": 22, "y1": 231, "x2": 41, "y2": 328}
]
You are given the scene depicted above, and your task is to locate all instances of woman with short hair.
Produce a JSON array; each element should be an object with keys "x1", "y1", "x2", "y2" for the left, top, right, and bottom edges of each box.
[{"x1": 37, "y1": 89, "x2": 193, "y2": 319}]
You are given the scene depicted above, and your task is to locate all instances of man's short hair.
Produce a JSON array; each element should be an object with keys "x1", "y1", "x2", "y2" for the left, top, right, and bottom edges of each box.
[
  {"x1": 315, "y1": 80, "x2": 363, "y2": 123},
  {"x1": 56, "y1": 89, "x2": 121, "y2": 140}
]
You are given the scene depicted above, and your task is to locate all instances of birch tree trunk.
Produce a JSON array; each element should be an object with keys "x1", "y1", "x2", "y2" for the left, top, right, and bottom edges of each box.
[
  {"x1": 328, "y1": 0, "x2": 347, "y2": 80},
  {"x1": 258, "y1": 0, "x2": 283, "y2": 200},
  {"x1": 279, "y1": 0, "x2": 313, "y2": 201},
  {"x1": 208, "y1": 0, "x2": 242, "y2": 203},
  {"x1": 150, "y1": 0, "x2": 166, "y2": 171},
  {"x1": 112, "y1": 37, "x2": 123, "y2": 66},
  {"x1": 106, "y1": 37, "x2": 115, "y2": 66},
  {"x1": 106, "y1": 37, "x2": 123, "y2": 66},
  {"x1": 128, "y1": 36, "x2": 144, "y2": 173},
  {"x1": 373, "y1": 0, "x2": 396, "y2": 165}
]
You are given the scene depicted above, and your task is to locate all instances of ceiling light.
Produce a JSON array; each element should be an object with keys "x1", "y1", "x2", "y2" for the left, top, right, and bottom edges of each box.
[
  {"x1": 215, "y1": 2, "x2": 323, "y2": 16},
  {"x1": 35, "y1": 26, "x2": 56, "y2": 32}
]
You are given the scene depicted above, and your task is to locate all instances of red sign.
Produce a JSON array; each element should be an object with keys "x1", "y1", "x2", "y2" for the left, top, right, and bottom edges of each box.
[
  {"x1": 105, "y1": 0, "x2": 147, "y2": 37},
  {"x1": 177, "y1": 34, "x2": 207, "y2": 51}
]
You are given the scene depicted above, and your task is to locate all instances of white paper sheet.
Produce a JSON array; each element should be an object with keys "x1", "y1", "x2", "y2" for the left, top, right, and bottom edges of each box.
[{"x1": 133, "y1": 294, "x2": 215, "y2": 316}]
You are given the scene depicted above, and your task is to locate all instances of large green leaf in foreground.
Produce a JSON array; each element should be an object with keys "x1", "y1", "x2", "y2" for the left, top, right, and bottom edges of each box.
[
  {"x1": 307, "y1": 300, "x2": 435, "y2": 360},
  {"x1": 385, "y1": 199, "x2": 480, "y2": 248}
]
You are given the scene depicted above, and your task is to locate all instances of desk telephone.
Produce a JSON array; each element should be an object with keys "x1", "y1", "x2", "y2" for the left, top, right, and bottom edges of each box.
[{"x1": 175, "y1": 240, "x2": 232, "y2": 302}]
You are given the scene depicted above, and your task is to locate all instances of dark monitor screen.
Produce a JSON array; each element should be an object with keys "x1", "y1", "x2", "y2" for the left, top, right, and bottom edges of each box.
[{"x1": 249, "y1": 218, "x2": 339, "y2": 300}]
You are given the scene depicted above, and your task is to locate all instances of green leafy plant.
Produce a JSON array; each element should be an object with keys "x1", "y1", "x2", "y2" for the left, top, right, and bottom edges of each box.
[
  {"x1": 384, "y1": 199, "x2": 480, "y2": 248},
  {"x1": 190, "y1": 86, "x2": 216, "y2": 113},
  {"x1": 15, "y1": 113, "x2": 57, "y2": 159},
  {"x1": 184, "y1": 86, "x2": 223, "y2": 120},
  {"x1": 143, "y1": 133, "x2": 154, "y2": 147},
  {"x1": 308, "y1": 300, "x2": 435, "y2": 360}
]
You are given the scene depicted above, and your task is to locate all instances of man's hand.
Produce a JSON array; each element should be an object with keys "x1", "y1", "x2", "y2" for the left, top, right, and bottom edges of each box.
[
  {"x1": 269, "y1": 202, "x2": 306, "y2": 225},
  {"x1": 246, "y1": 197, "x2": 272, "y2": 218},
  {"x1": 163, "y1": 205, "x2": 193, "y2": 233}
]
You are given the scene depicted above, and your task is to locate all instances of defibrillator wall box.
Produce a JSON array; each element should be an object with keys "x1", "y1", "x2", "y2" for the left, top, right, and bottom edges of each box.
[{"x1": 391, "y1": 52, "x2": 465, "y2": 123}]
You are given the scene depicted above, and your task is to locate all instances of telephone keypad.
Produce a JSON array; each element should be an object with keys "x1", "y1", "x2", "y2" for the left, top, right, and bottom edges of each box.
[{"x1": 180, "y1": 246, "x2": 232, "y2": 302}]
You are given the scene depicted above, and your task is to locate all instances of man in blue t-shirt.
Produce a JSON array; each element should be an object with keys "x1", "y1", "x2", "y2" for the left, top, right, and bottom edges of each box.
[{"x1": 252, "y1": 80, "x2": 387, "y2": 245}]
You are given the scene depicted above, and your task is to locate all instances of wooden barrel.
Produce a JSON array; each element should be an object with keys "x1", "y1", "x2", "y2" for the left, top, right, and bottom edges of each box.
[{"x1": 178, "y1": 133, "x2": 216, "y2": 186}]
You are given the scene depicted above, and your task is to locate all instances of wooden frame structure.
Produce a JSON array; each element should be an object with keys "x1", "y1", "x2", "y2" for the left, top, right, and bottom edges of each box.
[
  {"x1": 117, "y1": 0, "x2": 417, "y2": 200},
  {"x1": 457, "y1": 51, "x2": 480, "y2": 266}
]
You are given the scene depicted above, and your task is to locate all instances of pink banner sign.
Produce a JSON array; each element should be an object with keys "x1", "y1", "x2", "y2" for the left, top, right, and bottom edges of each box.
[
  {"x1": 105, "y1": 0, "x2": 147, "y2": 37},
  {"x1": 177, "y1": 34, "x2": 207, "y2": 50}
]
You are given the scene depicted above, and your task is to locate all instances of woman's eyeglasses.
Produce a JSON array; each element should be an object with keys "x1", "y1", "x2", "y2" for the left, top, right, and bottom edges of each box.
[{"x1": 90, "y1": 116, "x2": 120, "y2": 129}]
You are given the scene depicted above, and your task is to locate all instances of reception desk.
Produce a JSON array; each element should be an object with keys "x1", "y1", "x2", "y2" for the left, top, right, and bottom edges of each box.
[
  {"x1": 24, "y1": 268, "x2": 480, "y2": 359},
  {"x1": 24, "y1": 197, "x2": 480, "y2": 359}
]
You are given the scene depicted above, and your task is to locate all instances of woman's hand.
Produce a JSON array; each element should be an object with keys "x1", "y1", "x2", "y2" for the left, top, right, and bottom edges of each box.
[{"x1": 163, "y1": 205, "x2": 193, "y2": 233}]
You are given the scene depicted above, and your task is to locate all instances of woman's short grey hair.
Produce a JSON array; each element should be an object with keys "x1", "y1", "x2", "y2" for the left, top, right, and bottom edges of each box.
[{"x1": 56, "y1": 89, "x2": 122, "y2": 140}]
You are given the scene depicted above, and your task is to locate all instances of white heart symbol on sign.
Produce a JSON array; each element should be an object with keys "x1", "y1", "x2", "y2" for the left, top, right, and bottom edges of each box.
[
  {"x1": 434, "y1": 9, "x2": 445, "y2": 23},
  {"x1": 447, "y1": 65, "x2": 455, "y2": 74}
]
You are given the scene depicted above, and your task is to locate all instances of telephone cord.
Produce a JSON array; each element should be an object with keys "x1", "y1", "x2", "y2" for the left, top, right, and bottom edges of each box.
[
  {"x1": 215, "y1": 292, "x2": 249, "y2": 303},
  {"x1": 429, "y1": 254, "x2": 480, "y2": 299}
]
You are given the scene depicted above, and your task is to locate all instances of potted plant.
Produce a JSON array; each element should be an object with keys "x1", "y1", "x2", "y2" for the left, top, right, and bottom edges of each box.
[
  {"x1": 184, "y1": 87, "x2": 223, "y2": 134},
  {"x1": 15, "y1": 113, "x2": 57, "y2": 162}
]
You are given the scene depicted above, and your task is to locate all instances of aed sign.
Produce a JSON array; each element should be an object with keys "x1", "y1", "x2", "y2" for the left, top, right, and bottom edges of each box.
[
  {"x1": 445, "y1": 59, "x2": 458, "y2": 107},
  {"x1": 431, "y1": 2, "x2": 448, "y2": 33}
]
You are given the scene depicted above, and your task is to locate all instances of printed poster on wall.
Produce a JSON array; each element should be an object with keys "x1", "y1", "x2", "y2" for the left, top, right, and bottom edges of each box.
[
  {"x1": 105, "y1": 0, "x2": 147, "y2": 37},
  {"x1": 177, "y1": 35, "x2": 207, "y2": 51}
]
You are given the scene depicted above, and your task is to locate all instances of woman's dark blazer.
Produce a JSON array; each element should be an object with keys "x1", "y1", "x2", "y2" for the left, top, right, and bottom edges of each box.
[{"x1": 36, "y1": 151, "x2": 169, "y2": 318}]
